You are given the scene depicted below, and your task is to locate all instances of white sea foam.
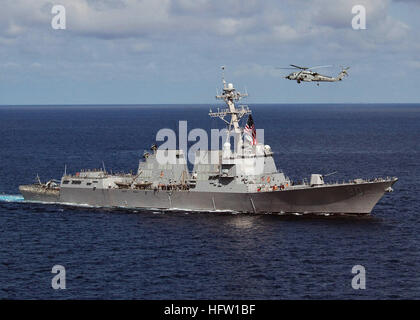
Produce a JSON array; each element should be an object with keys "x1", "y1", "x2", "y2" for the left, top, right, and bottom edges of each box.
[{"x1": 0, "y1": 194, "x2": 24, "y2": 202}]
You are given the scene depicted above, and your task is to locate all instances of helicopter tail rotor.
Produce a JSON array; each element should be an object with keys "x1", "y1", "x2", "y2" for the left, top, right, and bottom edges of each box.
[{"x1": 340, "y1": 66, "x2": 350, "y2": 75}]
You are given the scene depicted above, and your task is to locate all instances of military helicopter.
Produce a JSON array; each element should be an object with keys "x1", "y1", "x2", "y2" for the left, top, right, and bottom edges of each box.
[{"x1": 278, "y1": 65, "x2": 350, "y2": 85}]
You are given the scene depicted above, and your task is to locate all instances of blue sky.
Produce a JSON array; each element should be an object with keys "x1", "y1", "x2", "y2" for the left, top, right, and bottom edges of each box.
[{"x1": 0, "y1": 0, "x2": 419, "y2": 105}]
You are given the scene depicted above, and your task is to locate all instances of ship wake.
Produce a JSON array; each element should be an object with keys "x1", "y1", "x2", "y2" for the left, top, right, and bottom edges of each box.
[{"x1": 0, "y1": 194, "x2": 24, "y2": 203}]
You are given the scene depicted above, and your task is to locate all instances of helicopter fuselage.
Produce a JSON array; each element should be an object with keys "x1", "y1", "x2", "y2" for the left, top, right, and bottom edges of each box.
[
  {"x1": 285, "y1": 68, "x2": 348, "y2": 84},
  {"x1": 286, "y1": 71, "x2": 338, "y2": 83}
]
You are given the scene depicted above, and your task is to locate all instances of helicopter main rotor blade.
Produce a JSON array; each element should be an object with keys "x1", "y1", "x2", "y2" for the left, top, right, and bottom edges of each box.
[
  {"x1": 307, "y1": 65, "x2": 333, "y2": 71},
  {"x1": 276, "y1": 67, "x2": 298, "y2": 70},
  {"x1": 290, "y1": 64, "x2": 308, "y2": 70}
]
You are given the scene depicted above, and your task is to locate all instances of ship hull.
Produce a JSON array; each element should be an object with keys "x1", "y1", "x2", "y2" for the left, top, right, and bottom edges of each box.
[{"x1": 19, "y1": 179, "x2": 397, "y2": 215}]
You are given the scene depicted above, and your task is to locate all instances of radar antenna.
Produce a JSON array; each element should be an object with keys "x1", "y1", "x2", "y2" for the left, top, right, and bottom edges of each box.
[{"x1": 221, "y1": 66, "x2": 226, "y2": 88}]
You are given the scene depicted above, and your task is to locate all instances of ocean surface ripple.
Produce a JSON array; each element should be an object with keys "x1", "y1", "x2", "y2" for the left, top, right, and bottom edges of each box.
[{"x1": 0, "y1": 104, "x2": 419, "y2": 299}]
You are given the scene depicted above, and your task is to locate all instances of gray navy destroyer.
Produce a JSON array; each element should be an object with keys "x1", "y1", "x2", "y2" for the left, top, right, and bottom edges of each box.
[{"x1": 19, "y1": 71, "x2": 398, "y2": 215}]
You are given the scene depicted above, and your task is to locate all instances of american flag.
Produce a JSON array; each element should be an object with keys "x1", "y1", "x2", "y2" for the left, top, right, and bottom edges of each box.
[{"x1": 244, "y1": 114, "x2": 257, "y2": 145}]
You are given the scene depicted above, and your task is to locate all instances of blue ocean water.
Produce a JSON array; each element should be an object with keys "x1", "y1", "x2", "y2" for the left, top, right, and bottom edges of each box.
[{"x1": 0, "y1": 104, "x2": 419, "y2": 299}]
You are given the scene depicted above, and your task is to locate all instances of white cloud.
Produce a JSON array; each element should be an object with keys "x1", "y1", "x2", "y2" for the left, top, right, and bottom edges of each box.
[
  {"x1": 0, "y1": 0, "x2": 410, "y2": 47},
  {"x1": 130, "y1": 41, "x2": 152, "y2": 53},
  {"x1": 309, "y1": 0, "x2": 389, "y2": 29},
  {"x1": 0, "y1": 0, "x2": 419, "y2": 104}
]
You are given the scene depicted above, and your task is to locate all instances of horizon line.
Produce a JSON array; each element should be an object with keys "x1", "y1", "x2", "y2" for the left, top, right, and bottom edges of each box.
[{"x1": 1, "y1": 102, "x2": 420, "y2": 107}]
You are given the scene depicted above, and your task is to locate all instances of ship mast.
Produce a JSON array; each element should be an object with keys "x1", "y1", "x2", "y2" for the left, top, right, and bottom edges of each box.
[{"x1": 209, "y1": 66, "x2": 251, "y2": 154}]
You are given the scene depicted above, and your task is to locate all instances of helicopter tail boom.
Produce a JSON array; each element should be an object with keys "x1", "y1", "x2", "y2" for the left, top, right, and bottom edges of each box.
[{"x1": 337, "y1": 67, "x2": 350, "y2": 81}]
